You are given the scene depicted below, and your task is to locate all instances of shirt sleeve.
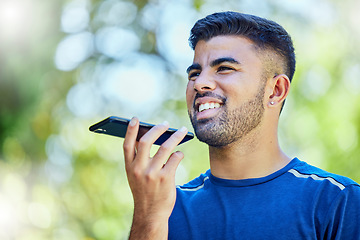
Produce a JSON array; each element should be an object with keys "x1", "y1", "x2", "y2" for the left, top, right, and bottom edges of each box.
[{"x1": 323, "y1": 184, "x2": 360, "y2": 240}]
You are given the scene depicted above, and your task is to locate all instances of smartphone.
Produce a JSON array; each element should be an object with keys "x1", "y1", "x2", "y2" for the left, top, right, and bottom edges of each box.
[{"x1": 89, "y1": 116, "x2": 194, "y2": 145}]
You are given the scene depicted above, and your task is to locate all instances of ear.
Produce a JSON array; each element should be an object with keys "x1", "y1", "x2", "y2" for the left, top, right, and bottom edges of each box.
[{"x1": 266, "y1": 74, "x2": 291, "y2": 107}]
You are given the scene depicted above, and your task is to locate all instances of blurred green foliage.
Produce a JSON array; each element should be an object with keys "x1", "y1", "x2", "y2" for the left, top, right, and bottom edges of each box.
[{"x1": 0, "y1": 0, "x2": 359, "y2": 239}]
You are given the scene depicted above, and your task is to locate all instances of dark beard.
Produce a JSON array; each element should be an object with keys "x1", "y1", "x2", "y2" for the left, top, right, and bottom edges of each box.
[{"x1": 189, "y1": 85, "x2": 265, "y2": 147}]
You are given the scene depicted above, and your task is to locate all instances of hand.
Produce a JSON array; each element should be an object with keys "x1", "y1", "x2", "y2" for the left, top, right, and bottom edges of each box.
[{"x1": 123, "y1": 117, "x2": 188, "y2": 239}]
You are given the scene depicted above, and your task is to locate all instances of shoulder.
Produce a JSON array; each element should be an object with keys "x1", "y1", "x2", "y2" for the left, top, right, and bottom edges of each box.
[
  {"x1": 288, "y1": 159, "x2": 360, "y2": 191},
  {"x1": 285, "y1": 159, "x2": 360, "y2": 235}
]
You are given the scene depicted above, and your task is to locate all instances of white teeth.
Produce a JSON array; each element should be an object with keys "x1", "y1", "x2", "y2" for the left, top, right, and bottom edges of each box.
[
  {"x1": 199, "y1": 102, "x2": 221, "y2": 112},
  {"x1": 204, "y1": 103, "x2": 209, "y2": 110}
]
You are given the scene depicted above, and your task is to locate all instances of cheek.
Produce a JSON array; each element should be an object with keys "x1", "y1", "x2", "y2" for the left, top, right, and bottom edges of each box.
[{"x1": 185, "y1": 82, "x2": 194, "y2": 109}]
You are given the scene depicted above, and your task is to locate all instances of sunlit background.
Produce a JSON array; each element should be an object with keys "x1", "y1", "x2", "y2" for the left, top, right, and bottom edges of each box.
[{"x1": 1, "y1": 0, "x2": 360, "y2": 239}]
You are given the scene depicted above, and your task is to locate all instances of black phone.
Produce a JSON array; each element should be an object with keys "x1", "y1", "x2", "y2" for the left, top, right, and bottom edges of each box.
[{"x1": 89, "y1": 116, "x2": 194, "y2": 145}]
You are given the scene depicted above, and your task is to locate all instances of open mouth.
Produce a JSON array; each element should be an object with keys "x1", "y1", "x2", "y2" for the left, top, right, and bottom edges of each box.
[
  {"x1": 198, "y1": 102, "x2": 221, "y2": 112},
  {"x1": 194, "y1": 99, "x2": 224, "y2": 121},
  {"x1": 192, "y1": 93, "x2": 226, "y2": 120}
]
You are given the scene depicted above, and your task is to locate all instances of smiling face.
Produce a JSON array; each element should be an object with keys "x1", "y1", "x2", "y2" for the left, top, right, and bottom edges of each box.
[{"x1": 186, "y1": 35, "x2": 267, "y2": 147}]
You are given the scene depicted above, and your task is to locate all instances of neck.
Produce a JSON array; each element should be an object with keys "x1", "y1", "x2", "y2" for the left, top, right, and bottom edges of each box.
[{"x1": 208, "y1": 127, "x2": 291, "y2": 180}]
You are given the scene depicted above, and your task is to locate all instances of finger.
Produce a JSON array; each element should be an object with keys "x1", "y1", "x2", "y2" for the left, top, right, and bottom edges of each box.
[
  {"x1": 151, "y1": 126, "x2": 188, "y2": 169},
  {"x1": 123, "y1": 117, "x2": 139, "y2": 165},
  {"x1": 163, "y1": 151, "x2": 184, "y2": 175},
  {"x1": 135, "y1": 121, "x2": 170, "y2": 162}
]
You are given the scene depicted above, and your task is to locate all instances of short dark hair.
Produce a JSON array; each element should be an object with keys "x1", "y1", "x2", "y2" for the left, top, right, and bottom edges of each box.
[{"x1": 189, "y1": 11, "x2": 296, "y2": 82}]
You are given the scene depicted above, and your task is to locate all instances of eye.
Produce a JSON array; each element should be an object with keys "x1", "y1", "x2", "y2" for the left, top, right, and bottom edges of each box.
[
  {"x1": 188, "y1": 71, "x2": 200, "y2": 81},
  {"x1": 217, "y1": 66, "x2": 235, "y2": 74}
]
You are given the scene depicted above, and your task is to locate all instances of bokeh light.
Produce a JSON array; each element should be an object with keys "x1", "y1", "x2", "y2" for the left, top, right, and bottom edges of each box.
[
  {"x1": 54, "y1": 32, "x2": 94, "y2": 71},
  {"x1": 1, "y1": 0, "x2": 360, "y2": 239},
  {"x1": 0, "y1": 0, "x2": 31, "y2": 41}
]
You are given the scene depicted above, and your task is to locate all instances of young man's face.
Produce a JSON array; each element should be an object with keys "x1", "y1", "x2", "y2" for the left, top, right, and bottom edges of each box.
[{"x1": 186, "y1": 35, "x2": 267, "y2": 147}]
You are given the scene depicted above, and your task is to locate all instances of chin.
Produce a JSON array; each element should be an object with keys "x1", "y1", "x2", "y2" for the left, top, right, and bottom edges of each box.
[{"x1": 191, "y1": 116, "x2": 237, "y2": 147}]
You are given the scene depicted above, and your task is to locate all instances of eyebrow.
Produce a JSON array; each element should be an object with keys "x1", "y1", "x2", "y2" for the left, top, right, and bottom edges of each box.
[
  {"x1": 210, "y1": 57, "x2": 240, "y2": 67},
  {"x1": 186, "y1": 57, "x2": 240, "y2": 74},
  {"x1": 186, "y1": 63, "x2": 201, "y2": 74}
]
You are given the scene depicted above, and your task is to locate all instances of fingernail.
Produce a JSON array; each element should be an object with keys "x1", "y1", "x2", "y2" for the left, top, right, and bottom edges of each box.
[
  {"x1": 129, "y1": 117, "x2": 137, "y2": 126},
  {"x1": 179, "y1": 126, "x2": 187, "y2": 132},
  {"x1": 162, "y1": 121, "x2": 169, "y2": 126}
]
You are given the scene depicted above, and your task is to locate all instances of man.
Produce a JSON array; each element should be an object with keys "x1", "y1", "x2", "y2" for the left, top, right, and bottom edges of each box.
[{"x1": 123, "y1": 11, "x2": 360, "y2": 239}]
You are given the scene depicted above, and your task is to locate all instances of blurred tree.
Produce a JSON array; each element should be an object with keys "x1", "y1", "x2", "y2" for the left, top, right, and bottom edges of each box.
[{"x1": 0, "y1": 0, "x2": 359, "y2": 239}]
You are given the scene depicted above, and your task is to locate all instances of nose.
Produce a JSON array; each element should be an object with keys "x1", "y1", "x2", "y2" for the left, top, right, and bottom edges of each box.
[{"x1": 193, "y1": 71, "x2": 216, "y2": 93}]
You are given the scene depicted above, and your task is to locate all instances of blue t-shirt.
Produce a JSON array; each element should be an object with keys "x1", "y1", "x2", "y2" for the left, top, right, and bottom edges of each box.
[{"x1": 169, "y1": 158, "x2": 360, "y2": 239}]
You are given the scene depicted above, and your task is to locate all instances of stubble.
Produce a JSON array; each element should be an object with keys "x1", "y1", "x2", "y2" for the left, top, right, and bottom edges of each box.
[{"x1": 189, "y1": 83, "x2": 265, "y2": 147}]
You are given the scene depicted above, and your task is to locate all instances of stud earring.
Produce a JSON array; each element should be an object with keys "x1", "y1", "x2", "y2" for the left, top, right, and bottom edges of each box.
[{"x1": 270, "y1": 101, "x2": 275, "y2": 105}]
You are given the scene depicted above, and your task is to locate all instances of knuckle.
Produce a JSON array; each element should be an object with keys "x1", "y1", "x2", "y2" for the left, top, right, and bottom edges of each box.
[
  {"x1": 138, "y1": 137, "x2": 148, "y2": 146},
  {"x1": 159, "y1": 171, "x2": 169, "y2": 180},
  {"x1": 160, "y1": 143, "x2": 171, "y2": 152},
  {"x1": 131, "y1": 166, "x2": 143, "y2": 179},
  {"x1": 123, "y1": 142, "x2": 132, "y2": 151},
  {"x1": 144, "y1": 170, "x2": 157, "y2": 182}
]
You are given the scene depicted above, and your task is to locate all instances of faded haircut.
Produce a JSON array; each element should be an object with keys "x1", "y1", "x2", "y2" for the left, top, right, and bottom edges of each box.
[{"x1": 189, "y1": 11, "x2": 296, "y2": 82}]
